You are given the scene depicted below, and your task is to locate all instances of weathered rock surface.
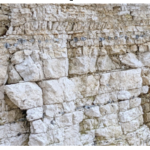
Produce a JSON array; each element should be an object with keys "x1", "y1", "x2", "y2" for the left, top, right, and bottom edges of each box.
[
  {"x1": 4, "y1": 82, "x2": 43, "y2": 110},
  {"x1": 1, "y1": 3, "x2": 150, "y2": 146}
]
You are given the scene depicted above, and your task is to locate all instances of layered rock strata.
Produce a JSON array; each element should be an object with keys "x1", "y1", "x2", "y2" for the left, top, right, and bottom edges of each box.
[{"x1": 1, "y1": 3, "x2": 150, "y2": 146}]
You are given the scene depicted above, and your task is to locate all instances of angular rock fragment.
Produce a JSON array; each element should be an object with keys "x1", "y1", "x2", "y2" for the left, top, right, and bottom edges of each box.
[
  {"x1": 29, "y1": 133, "x2": 48, "y2": 146},
  {"x1": 30, "y1": 119, "x2": 47, "y2": 134},
  {"x1": 55, "y1": 113, "x2": 73, "y2": 127},
  {"x1": 73, "y1": 111, "x2": 84, "y2": 124},
  {"x1": 43, "y1": 58, "x2": 68, "y2": 79},
  {"x1": 8, "y1": 65, "x2": 22, "y2": 84},
  {"x1": 85, "y1": 106, "x2": 101, "y2": 118},
  {"x1": 26, "y1": 107, "x2": 43, "y2": 121},
  {"x1": 95, "y1": 126, "x2": 122, "y2": 139},
  {"x1": 119, "y1": 106, "x2": 143, "y2": 122},
  {"x1": 4, "y1": 82, "x2": 43, "y2": 110},
  {"x1": 69, "y1": 56, "x2": 97, "y2": 75},
  {"x1": 15, "y1": 56, "x2": 44, "y2": 82},
  {"x1": 120, "y1": 53, "x2": 143, "y2": 68},
  {"x1": 97, "y1": 55, "x2": 116, "y2": 71},
  {"x1": 99, "y1": 69, "x2": 142, "y2": 93},
  {"x1": 0, "y1": 65, "x2": 8, "y2": 85},
  {"x1": 121, "y1": 116, "x2": 142, "y2": 134},
  {"x1": 139, "y1": 52, "x2": 150, "y2": 67},
  {"x1": 126, "y1": 125, "x2": 150, "y2": 146},
  {"x1": 118, "y1": 90, "x2": 131, "y2": 100},
  {"x1": 119, "y1": 100, "x2": 130, "y2": 112}
]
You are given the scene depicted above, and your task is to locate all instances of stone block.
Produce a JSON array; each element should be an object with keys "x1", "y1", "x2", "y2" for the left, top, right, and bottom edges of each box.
[
  {"x1": 119, "y1": 100, "x2": 130, "y2": 112},
  {"x1": 73, "y1": 111, "x2": 84, "y2": 124},
  {"x1": 119, "y1": 106, "x2": 143, "y2": 122},
  {"x1": 69, "y1": 56, "x2": 97, "y2": 75},
  {"x1": 39, "y1": 80, "x2": 64, "y2": 104},
  {"x1": 139, "y1": 52, "x2": 150, "y2": 67},
  {"x1": 98, "y1": 114, "x2": 118, "y2": 127},
  {"x1": 99, "y1": 103, "x2": 118, "y2": 115},
  {"x1": 119, "y1": 53, "x2": 143, "y2": 68},
  {"x1": 4, "y1": 82, "x2": 43, "y2": 110},
  {"x1": 99, "y1": 69, "x2": 142, "y2": 94},
  {"x1": 43, "y1": 58, "x2": 68, "y2": 79},
  {"x1": 63, "y1": 101, "x2": 75, "y2": 113},
  {"x1": 15, "y1": 56, "x2": 44, "y2": 82},
  {"x1": 29, "y1": 133, "x2": 48, "y2": 146},
  {"x1": 95, "y1": 126, "x2": 122, "y2": 140},
  {"x1": 84, "y1": 106, "x2": 101, "y2": 118},
  {"x1": 55, "y1": 113, "x2": 73, "y2": 127},
  {"x1": 121, "y1": 117, "x2": 141, "y2": 134},
  {"x1": 118, "y1": 90, "x2": 131, "y2": 100},
  {"x1": 30, "y1": 120, "x2": 47, "y2": 134},
  {"x1": 26, "y1": 107, "x2": 43, "y2": 121},
  {"x1": 130, "y1": 98, "x2": 141, "y2": 108}
]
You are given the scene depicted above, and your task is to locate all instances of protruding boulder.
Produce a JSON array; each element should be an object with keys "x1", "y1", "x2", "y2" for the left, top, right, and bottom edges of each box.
[{"x1": 4, "y1": 82, "x2": 43, "y2": 110}]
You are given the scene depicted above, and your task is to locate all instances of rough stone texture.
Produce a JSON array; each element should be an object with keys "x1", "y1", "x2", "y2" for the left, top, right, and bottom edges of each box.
[
  {"x1": 1, "y1": 3, "x2": 150, "y2": 146},
  {"x1": 4, "y1": 82, "x2": 43, "y2": 110}
]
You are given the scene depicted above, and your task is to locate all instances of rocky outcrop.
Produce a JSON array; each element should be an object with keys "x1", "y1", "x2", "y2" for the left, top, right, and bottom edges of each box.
[{"x1": 1, "y1": 3, "x2": 150, "y2": 146}]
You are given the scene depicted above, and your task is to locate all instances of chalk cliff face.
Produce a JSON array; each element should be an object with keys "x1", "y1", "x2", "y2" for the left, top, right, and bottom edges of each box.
[{"x1": 1, "y1": 3, "x2": 150, "y2": 146}]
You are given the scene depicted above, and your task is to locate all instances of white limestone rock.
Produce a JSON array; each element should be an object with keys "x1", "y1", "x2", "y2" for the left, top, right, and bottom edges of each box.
[
  {"x1": 126, "y1": 125, "x2": 150, "y2": 146},
  {"x1": 39, "y1": 77, "x2": 77, "y2": 104},
  {"x1": 129, "y1": 98, "x2": 141, "y2": 108},
  {"x1": 99, "y1": 69, "x2": 142, "y2": 94},
  {"x1": 11, "y1": 51, "x2": 25, "y2": 64},
  {"x1": 120, "y1": 53, "x2": 143, "y2": 68},
  {"x1": 73, "y1": 111, "x2": 84, "y2": 124},
  {"x1": 95, "y1": 126, "x2": 123, "y2": 139},
  {"x1": 55, "y1": 113, "x2": 73, "y2": 128},
  {"x1": 139, "y1": 52, "x2": 150, "y2": 67},
  {"x1": 0, "y1": 86, "x2": 4, "y2": 100},
  {"x1": 119, "y1": 106, "x2": 143, "y2": 122},
  {"x1": 97, "y1": 55, "x2": 116, "y2": 71},
  {"x1": 26, "y1": 107, "x2": 43, "y2": 121},
  {"x1": 43, "y1": 104, "x2": 63, "y2": 118},
  {"x1": 118, "y1": 90, "x2": 131, "y2": 100},
  {"x1": 80, "y1": 130, "x2": 95, "y2": 146},
  {"x1": 81, "y1": 119, "x2": 98, "y2": 131},
  {"x1": 29, "y1": 133, "x2": 48, "y2": 146},
  {"x1": 63, "y1": 101, "x2": 75, "y2": 113},
  {"x1": 47, "y1": 128, "x2": 64, "y2": 144},
  {"x1": 69, "y1": 56, "x2": 97, "y2": 75},
  {"x1": 0, "y1": 122, "x2": 29, "y2": 140},
  {"x1": 0, "y1": 134, "x2": 29, "y2": 146},
  {"x1": 15, "y1": 56, "x2": 44, "y2": 82},
  {"x1": 0, "y1": 65, "x2": 8, "y2": 86},
  {"x1": 99, "y1": 103, "x2": 118, "y2": 115},
  {"x1": 121, "y1": 117, "x2": 141, "y2": 134},
  {"x1": 30, "y1": 119, "x2": 47, "y2": 134},
  {"x1": 64, "y1": 125, "x2": 80, "y2": 139},
  {"x1": 4, "y1": 82, "x2": 43, "y2": 110},
  {"x1": 94, "y1": 92, "x2": 118, "y2": 105},
  {"x1": 100, "y1": 114, "x2": 118, "y2": 127},
  {"x1": 59, "y1": 77, "x2": 77, "y2": 102},
  {"x1": 43, "y1": 105, "x2": 57, "y2": 118},
  {"x1": 141, "y1": 86, "x2": 149, "y2": 94},
  {"x1": 84, "y1": 106, "x2": 101, "y2": 118},
  {"x1": 119, "y1": 100, "x2": 130, "y2": 112},
  {"x1": 2, "y1": 4, "x2": 150, "y2": 146},
  {"x1": 38, "y1": 80, "x2": 64, "y2": 104},
  {"x1": 8, "y1": 65, "x2": 22, "y2": 84},
  {"x1": 43, "y1": 58, "x2": 68, "y2": 79},
  {"x1": 71, "y1": 75, "x2": 99, "y2": 97},
  {"x1": 41, "y1": 40, "x2": 67, "y2": 59}
]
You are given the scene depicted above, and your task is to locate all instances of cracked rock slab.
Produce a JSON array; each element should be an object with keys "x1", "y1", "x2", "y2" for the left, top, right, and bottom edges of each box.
[{"x1": 4, "y1": 82, "x2": 43, "y2": 110}]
